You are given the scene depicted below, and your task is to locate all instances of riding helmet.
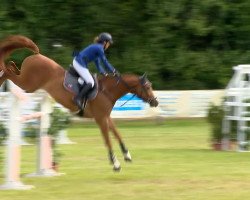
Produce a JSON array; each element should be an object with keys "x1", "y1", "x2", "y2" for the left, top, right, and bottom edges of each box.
[{"x1": 98, "y1": 32, "x2": 113, "y2": 44}]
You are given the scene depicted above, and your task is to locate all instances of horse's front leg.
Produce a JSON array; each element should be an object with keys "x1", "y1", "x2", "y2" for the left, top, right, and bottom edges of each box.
[
  {"x1": 95, "y1": 117, "x2": 121, "y2": 171},
  {"x1": 108, "y1": 117, "x2": 132, "y2": 162}
]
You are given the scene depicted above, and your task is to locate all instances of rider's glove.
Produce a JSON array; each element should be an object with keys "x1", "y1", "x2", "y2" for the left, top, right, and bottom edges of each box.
[
  {"x1": 112, "y1": 69, "x2": 120, "y2": 77},
  {"x1": 101, "y1": 72, "x2": 108, "y2": 77}
]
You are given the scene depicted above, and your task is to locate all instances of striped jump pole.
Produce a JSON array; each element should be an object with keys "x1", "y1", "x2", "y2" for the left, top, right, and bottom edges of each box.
[
  {"x1": 0, "y1": 93, "x2": 34, "y2": 190},
  {"x1": 27, "y1": 94, "x2": 61, "y2": 177}
]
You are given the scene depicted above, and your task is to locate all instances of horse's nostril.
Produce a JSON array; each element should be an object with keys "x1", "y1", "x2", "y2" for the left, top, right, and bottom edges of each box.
[
  {"x1": 153, "y1": 99, "x2": 159, "y2": 107},
  {"x1": 149, "y1": 99, "x2": 159, "y2": 107}
]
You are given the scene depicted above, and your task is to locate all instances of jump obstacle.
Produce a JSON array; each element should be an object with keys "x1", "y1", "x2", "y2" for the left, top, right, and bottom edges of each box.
[
  {"x1": 0, "y1": 92, "x2": 61, "y2": 190},
  {"x1": 222, "y1": 65, "x2": 250, "y2": 151}
]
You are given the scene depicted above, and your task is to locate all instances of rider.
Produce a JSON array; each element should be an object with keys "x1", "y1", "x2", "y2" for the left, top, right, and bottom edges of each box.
[{"x1": 72, "y1": 32, "x2": 117, "y2": 108}]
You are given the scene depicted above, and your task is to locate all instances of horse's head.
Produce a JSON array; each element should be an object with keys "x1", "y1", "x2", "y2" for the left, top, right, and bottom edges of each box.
[
  {"x1": 119, "y1": 73, "x2": 159, "y2": 107},
  {"x1": 100, "y1": 73, "x2": 159, "y2": 107},
  {"x1": 137, "y1": 73, "x2": 159, "y2": 107}
]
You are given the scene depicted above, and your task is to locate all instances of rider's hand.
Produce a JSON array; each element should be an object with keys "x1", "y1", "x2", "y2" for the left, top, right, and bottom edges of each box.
[{"x1": 112, "y1": 70, "x2": 120, "y2": 77}]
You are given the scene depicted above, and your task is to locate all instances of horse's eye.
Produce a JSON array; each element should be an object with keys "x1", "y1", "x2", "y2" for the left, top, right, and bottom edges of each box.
[
  {"x1": 143, "y1": 86, "x2": 148, "y2": 91},
  {"x1": 144, "y1": 82, "x2": 152, "y2": 89}
]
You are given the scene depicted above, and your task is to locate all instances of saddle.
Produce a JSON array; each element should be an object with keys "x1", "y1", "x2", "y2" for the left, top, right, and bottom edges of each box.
[{"x1": 63, "y1": 65, "x2": 98, "y2": 105}]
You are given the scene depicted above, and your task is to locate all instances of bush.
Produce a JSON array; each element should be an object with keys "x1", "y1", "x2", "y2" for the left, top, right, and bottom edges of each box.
[
  {"x1": 0, "y1": 122, "x2": 7, "y2": 145},
  {"x1": 207, "y1": 103, "x2": 238, "y2": 144},
  {"x1": 206, "y1": 103, "x2": 225, "y2": 143},
  {"x1": 0, "y1": 122, "x2": 7, "y2": 163},
  {"x1": 23, "y1": 121, "x2": 40, "y2": 143},
  {"x1": 48, "y1": 107, "x2": 71, "y2": 137},
  {"x1": 47, "y1": 106, "x2": 71, "y2": 164}
]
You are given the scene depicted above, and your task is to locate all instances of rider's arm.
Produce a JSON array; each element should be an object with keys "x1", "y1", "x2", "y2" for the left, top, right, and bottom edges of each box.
[
  {"x1": 94, "y1": 58, "x2": 106, "y2": 75},
  {"x1": 99, "y1": 52, "x2": 115, "y2": 73}
]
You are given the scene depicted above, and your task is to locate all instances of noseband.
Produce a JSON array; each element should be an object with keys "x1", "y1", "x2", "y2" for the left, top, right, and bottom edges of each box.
[{"x1": 137, "y1": 80, "x2": 157, "y2": 105}]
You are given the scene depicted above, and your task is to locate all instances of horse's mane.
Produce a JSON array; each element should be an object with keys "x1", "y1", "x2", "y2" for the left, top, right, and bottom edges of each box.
[
  {"x1": 99, "y1": 73, "x2": 138, "y2": 81},
  {"x1": 98, "y1": 74, "x2": 141, "y2": 92}
]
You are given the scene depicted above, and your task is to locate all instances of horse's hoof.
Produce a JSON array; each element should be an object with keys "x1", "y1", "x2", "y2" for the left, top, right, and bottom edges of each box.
[
  {"x1": 113, "y1": 166, "x2": 121, "y2": 172},
  {"x1": 124, "y1": 157, "x2": 132, "y2": 162},
  {"x1": 124, "y1": 151, "x2": 132, "y2": 162},
  {"x1": 113, "y1": 161, "x2": 121, "y2": 172}
]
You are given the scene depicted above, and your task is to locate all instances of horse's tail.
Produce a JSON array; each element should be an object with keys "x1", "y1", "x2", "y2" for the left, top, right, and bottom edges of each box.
[{"x1": 0, "y1": 35, "x2": 39, "y2": 70}]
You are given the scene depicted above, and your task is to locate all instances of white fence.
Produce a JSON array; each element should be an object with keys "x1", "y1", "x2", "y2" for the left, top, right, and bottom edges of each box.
[
  {"x1": 111, "y1": 90, "x2": 225, "y2": 118},
  {"x1": 0, "y1": 90, "x2": 225, "y2": 120}
]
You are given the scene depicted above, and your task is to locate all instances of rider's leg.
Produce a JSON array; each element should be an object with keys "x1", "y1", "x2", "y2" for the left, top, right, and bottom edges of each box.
[
  {"x1": 73, "y1": 59, "x2": 94, "y2": 108},
  {"x1": 73, "y1": 59, "x2": 95, "y2": 87}
]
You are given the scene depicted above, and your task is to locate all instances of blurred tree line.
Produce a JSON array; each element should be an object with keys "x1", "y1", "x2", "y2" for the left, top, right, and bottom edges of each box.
[{"x1": 1, "y1": 0, "x2": 250, "y2": 90}]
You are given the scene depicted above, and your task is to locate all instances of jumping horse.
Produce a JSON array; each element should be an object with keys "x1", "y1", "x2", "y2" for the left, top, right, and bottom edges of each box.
[{"x1": 0, "y1": 35, "x2": 159, "y2": 171}]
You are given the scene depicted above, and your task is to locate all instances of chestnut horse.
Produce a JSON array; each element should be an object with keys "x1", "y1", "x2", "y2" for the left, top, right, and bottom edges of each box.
[{"x1": 0, "y1": 35, "x2": 159, "y2": 171}]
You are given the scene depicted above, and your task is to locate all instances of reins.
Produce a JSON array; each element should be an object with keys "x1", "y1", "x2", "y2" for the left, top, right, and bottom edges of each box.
[
  {"x1": 119, "y1": 93, "x2": 136, "y2": 107},
  {"x1": 115, "y1": 75, "x2": 145, "y2": 107},
  {"x1": 100, "y1": 74, "x2": 155, "y2": 107}
]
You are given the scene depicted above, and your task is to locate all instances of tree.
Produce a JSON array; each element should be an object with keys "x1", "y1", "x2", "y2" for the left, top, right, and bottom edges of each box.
[{"x1": 1, "y1": 0, "x2": 250, "y2": 90}]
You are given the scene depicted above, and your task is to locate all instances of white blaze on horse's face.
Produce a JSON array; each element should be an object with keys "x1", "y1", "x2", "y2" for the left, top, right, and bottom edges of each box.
[{"x1": 144, "y1": 82, "x2": 153, "y2": 95}]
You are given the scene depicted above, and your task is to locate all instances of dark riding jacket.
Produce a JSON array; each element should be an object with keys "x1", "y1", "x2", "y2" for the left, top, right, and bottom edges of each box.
[{"x1": 74, "y1": 43, "x2": 115, "y2": 74}]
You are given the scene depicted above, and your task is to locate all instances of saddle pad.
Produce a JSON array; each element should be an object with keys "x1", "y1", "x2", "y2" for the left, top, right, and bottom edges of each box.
[{"x1": 63, "y1": 71, "x2": 80, "y2": 95}]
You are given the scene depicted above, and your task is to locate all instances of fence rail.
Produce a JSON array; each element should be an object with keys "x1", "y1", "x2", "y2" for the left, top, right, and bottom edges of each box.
[{"x1": 1, "y1": 90, "x2": 225, "y2": 120}]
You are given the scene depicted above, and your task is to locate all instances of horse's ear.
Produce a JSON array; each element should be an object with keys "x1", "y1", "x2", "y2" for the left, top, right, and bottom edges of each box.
[
  {"x1": 139, "y1": 72, "x2": 147, "y2": 84},
  {"x1": 140, "y1": 73, "x2": 147, "y2": 80}
]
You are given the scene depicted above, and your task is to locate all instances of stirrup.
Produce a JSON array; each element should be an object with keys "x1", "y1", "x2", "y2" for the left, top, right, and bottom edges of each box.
[
  {"x1": 74, "y1": 96, "x2": 83, "y2": 109},
  {"x1": 82, "y1": 98, "x2": 87, "y2": 109}
]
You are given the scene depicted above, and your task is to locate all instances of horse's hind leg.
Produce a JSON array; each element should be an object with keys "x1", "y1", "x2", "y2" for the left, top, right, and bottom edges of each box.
[
  {"x1": 0, "y1": 61, "x2": 18, "y2": 87},
  {"x1": 95, "y1": 117, "x2": 121, "y2": 171},
  {"x1": 0, "y1": 65, "x2": 9, "y2": 86},
  {"x1": 0, "y1": 61, "x2": 23, "y2": 88},
  {"x1": 0, "y1": 72, "x2": 7, "y2": 87},
  {"x1": 108, "y1": 117, "x2": 132, "y2": 162},
  {"x1": 7, "y1": 61, "x2": 20, "y2": 75}
]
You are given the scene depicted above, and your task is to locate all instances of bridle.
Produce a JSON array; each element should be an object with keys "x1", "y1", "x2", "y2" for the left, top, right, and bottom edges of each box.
[{"x1": 115, "y1": 75, "x2": 157, "y2": 106}]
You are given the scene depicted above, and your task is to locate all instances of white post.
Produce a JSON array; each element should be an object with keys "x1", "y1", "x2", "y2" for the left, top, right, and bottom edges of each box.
[
  {"x1": 27, "y1": 94, "x2": 61, "y2": 177},
  {"x1": 221, "y1": 117, "x2": 231, "y2": 150},
  {"x1": 0, "y1": 93, "x2": 34, "y2": 190},
  {"x1": 56, "y1": 129, "x2": 75, "y2": 144}
]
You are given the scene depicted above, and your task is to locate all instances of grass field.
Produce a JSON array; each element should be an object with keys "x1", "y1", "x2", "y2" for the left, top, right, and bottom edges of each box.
[{"x1": 1, "y1": 118, "x2": 250, "y2": 200}]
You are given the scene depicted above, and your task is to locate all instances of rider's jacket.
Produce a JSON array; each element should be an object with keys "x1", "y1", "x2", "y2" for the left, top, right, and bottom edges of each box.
[{"x1": 74, "y1": 43, "x2": 115, "y2": 74}]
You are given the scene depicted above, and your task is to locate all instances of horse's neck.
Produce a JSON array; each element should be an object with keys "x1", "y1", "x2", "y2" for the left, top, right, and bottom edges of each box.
[
  {"x1": 112, "y1": 85, "x2": 129, "y2": 101},
  {"x1": 100, "y1": 76, "x2": 131, "y2": 103}
]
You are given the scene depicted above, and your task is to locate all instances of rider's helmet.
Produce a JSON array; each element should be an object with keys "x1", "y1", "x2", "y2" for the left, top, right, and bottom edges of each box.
[{"x1": 97, "y1": 32, "x2": 113, "y2": 44}]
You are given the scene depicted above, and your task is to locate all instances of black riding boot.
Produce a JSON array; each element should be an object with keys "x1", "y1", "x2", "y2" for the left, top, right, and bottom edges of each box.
[{"x1": 74, "y1": 83, "x2": 93, "y2": 109}]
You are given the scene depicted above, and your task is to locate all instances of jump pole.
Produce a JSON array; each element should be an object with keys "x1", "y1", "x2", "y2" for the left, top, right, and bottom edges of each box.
[
  {"x1": 27, "y1": 94, "x2": 61, "y2": 177},
  {"x1": 0, "y1": 93, "x2": 34, "y2": 190}
]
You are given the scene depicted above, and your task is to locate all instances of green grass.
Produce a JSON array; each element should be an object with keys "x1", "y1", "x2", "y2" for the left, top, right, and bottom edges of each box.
[{"x1": 1, "y1": 118, "x2": 250, "y2": 200}]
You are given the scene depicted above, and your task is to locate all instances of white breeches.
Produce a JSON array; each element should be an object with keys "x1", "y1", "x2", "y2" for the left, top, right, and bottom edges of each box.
[{"x1": 73, "y1": 59, "x2": 94, "y2": 87}]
